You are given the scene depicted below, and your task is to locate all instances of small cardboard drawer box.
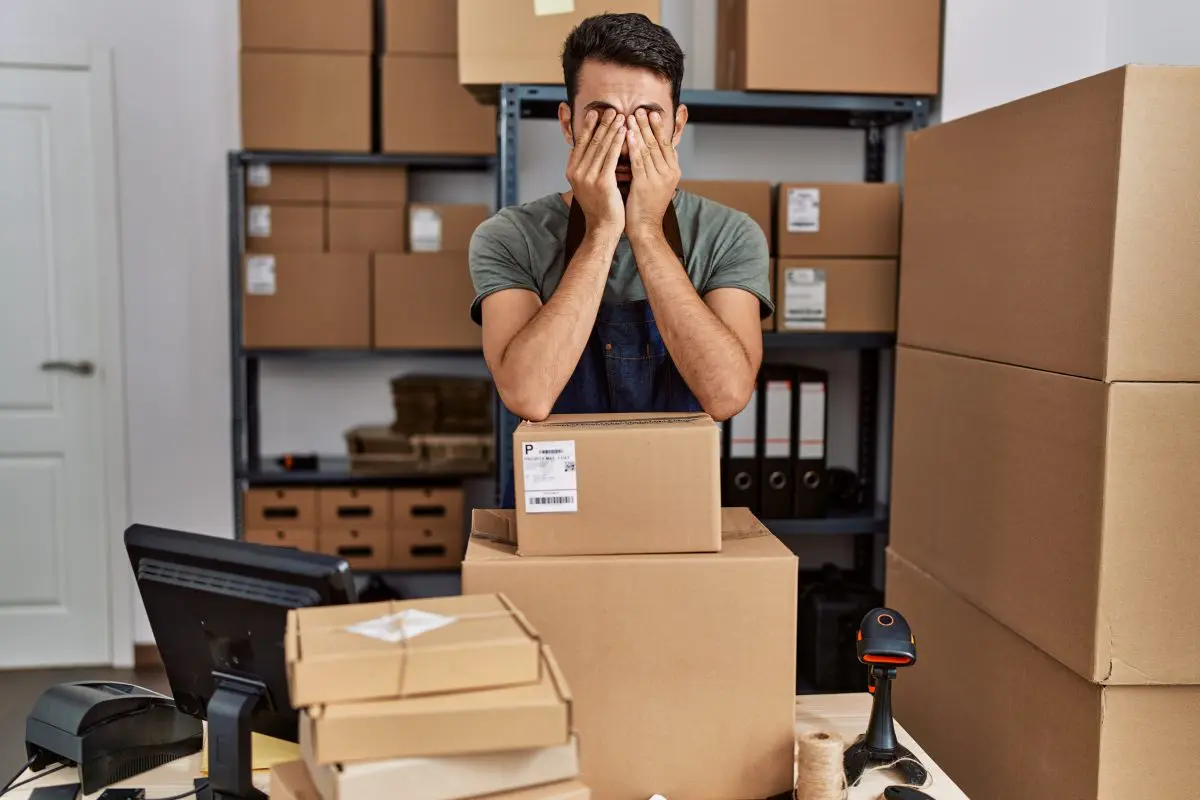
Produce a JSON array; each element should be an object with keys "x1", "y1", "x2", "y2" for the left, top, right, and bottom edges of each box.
[
  {"x1": 245, "y1": 528, "x2": 318, "y2": 552},
  {"x1": 244, "y1": 488, "x2": 316, "y2": 528},
  {"x1": 319, "y1": 488, "x2": 390, "y2": 528},
  {"x1": 318, "y1": 529, "x2": 390, "y2": 570},
  {"x1": 301, "y1": 645, "x2": 572, "y2": 764},
  {"x1": 392, "y1": 487, "x2": 464, "y2": 529},
  {"x1": 286, "y1": 593, "x2": 542, "y2": 706},
  {"x1": 391, "y1": 526, "x2": 463, "y2": 571}
]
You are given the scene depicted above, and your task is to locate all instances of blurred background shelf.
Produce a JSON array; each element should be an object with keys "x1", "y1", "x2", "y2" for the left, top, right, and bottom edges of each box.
[
  {"x1": 242, "y1": 456, "x2": 492, "y2": 488},
  {"x1": 763, "y1": 505, "x2": 889, "y2": 536}
]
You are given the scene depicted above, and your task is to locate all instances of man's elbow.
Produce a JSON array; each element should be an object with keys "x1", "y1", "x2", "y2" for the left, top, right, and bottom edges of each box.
[
  {"x1": 701, "y1": 378, "x2": 755, "y2": 422},
  {"x1": 497, "y1": 384, "x2": 555, "y2": 423}
]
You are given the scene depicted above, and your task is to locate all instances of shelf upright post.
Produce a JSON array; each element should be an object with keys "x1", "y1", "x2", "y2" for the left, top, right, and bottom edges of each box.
[
  {"x1": 498, "y1": 84, "x2": 522, "y2": 208},
  {"x1": 228, "y1": 152, "x2": 247, "y2": 539}
]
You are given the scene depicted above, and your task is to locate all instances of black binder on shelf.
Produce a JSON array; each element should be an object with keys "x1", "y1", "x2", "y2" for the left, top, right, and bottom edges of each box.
[
  {"x1": 758, "y1": 365, "x2": 794, "y2": 518},
  {"x1": 721, "y1": 387, "x2": 759, "y2": 513},
  {"x1": 794, "y1": 366, "x2": 829, "y2": 519}
]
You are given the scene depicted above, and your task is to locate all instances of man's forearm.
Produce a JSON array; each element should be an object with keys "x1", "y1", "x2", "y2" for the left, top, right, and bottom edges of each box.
[
  {"x1": 629, "y1": 229, "x2": 756, "y2": 420},
  {"x1": 494, "y1": 228, "x2": 620, "y2": 420}
]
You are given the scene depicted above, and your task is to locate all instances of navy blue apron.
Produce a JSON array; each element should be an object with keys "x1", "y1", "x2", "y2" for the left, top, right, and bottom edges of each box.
[{"x1": 496, "y1": 199, "x2": 702, "y2": 508}]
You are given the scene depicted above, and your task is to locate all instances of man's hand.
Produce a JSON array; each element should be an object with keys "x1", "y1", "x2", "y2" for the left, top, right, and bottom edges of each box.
[
  {"x1": 625, "y1": 109, "x2": 682, "y2": 240},
  {"x1": 565, "y1": 108, "x2": 626, "y2": 235}
]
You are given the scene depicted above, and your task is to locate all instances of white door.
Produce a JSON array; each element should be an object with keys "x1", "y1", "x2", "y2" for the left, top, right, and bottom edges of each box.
[{"x1": 0, "y1": 63, "x2": 112, "y2": 666}]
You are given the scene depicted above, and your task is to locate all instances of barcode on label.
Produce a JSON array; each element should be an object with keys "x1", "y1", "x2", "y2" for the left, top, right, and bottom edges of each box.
[
  {"x1": 531, "y1": 495, "x2": 572, "y2": 505},
  {"x1": 540, "y1": 449, "x2": 563, "y2": 455}
]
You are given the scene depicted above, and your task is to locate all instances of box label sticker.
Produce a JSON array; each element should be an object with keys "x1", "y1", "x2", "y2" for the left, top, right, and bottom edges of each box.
[
  {"x1": 246, "y1": 164, "x2": 271, "y2": 187},
  {"x1": 410, "y1": 207, "x2": 444, "y2": 252},
  {"x1": 247, "y1": 205, "x2": 271, "y2": 238},
  {"x1": 799, "y1": 382, "x2": 826, "y2": 459},
  {"x1": 533, "y1": 0, "x2": 575, "y2": 15},
  {"x1": 787, "y1": 187, "x2": 820, "y2": 233},
  {"x1": 246, "y1": 255, "x2": 276, "y2": 295},
  {"x1": 522, "y1": 440, "x2": 577, "y2": 513},
  {"x1": 346, "y1": 609, "x2": 458, "y2": 643},
  {"x1": 784, "y1": 268, "x2": 827, "y2": 330}
]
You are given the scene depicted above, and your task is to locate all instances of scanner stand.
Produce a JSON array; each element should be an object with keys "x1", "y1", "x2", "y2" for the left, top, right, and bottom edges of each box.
[
  {"x1": 196, "y1": 674, "x2": 268, "y2": 800},
  {"x1": 843, "y1": 666, "x2": 929, "y2": 787}
]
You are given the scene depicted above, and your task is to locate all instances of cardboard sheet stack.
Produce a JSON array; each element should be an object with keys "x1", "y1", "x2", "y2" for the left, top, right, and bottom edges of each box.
[
  {"x1": 887, "y1": 65, "x2": 1200, "y2": 800},
  {"x1": 464, "y1": 413, "x2": 800, "y2": 798},
  {"x1": 275, "y1": 593, "x2": 589, "y2": 799}
]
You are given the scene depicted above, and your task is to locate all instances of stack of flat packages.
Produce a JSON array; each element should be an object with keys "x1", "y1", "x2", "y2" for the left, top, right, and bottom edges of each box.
[
  {"x1": 280, "y1": 593, "x2": 588, "y2": 799},
  {"x1": 464, "y1": 412, "x2": 799, "y2": 799},
  {"x1": 888, "y1": 65, "x2": 1200, "y2": 800}
]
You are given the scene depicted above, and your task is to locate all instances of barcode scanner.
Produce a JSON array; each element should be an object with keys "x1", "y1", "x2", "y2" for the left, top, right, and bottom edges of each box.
[{"x1": 843, "y1": 608, "x2": 929, "y2": 788}]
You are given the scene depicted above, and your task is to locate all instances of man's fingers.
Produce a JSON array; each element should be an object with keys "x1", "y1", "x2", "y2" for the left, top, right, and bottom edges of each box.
[
  {"x1": 596, "y1": 116, "x2": 625, "y2": 178},
  {"x1": 584, "y1": 112, "x2": 623, "y2": 177},
  {"x1": 649, "y1": 111, "x2": 679, "y2": 168},
  {"x1": 567, "y1": 109, "x2": 600, "y2": 170},
  {"x1": 580, "y1": 109, "x2": 618, "y2": 172},
  {"x1": 627, "y1": 126, "x2": 648, "y2": 176},
  {"x1": 635, "y1": 110, "x2": 669, "y2": 174}
]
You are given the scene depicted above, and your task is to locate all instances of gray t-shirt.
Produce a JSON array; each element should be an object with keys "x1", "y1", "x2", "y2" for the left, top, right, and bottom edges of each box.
[{"x1": 468, "y1": 190, "x2": 773, "y2": 324}]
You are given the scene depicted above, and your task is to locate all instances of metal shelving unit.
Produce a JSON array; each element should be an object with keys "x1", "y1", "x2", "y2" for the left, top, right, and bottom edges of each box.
[{"x1": 493, "y1": 84, "x2": 930, "y2": 579}]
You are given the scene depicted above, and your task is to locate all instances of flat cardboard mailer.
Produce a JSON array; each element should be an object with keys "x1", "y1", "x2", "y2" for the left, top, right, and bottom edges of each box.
[
  {"x1": 302, "y1": 730, "x2": 580, "y2": 800},
  {"x1": 286, "y1": 593, "x2": 541, "y2": 707},
  {"x1": 302, "y1": 646, "x2": 573, "y2": 764},
  {"x1": 268, "y1": 760, "x2": 320, "y2": 800}
]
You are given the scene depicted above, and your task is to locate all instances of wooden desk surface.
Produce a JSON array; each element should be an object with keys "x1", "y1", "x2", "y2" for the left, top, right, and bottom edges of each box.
[{"x1": 10, "y1": 693, "x2": 967, "y2": 799}]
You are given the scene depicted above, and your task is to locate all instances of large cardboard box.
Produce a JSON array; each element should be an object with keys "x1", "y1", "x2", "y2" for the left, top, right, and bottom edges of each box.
[
  {"x1": 891, "y1": 346, "x2": 1200, "y2": 685},
  {"x1": 900, "y1": 66, "x2": 1200, "y2": 382},
  {"x1": 373, "y1": 253, "x2": 481, "y2": 349},
  {"x1": 677, "y1": 180, "x2": 772, "y2": 250},
  {"x1": 775, "y1": 183, "x2": 900, "y2": 258},
  {"x1": 302, "y1": 646, "x2": 572, "y2": 764},
  {"x1": 240, "y1": 0, "x2": 373, "y2": 52},
  {"x1": 328, "y1": 207, "x2": 407, "y2": 253},
  {"x1": 463, "y1": 511, "x2": 797, "y2": 799},
  {"x1": 457, "y1": 0, "x2": 661, "y2": 87},
  {"x1": 242, "y1": 254, "x2": 370, "y2": 348},
  {"x1": 386, "y1": 0, "x2": 456, "y2": 55},
  {"x1": 716, "y1": 0, "x2": 941, "y2": 95},
  {"x1": 887, "y1": 550, "x2": 1200, "y2": 800},
  {"x1": 302, "y1": 735, "x2": 580, "y2": 800},
  {"x1": 511, "y1": 413, "x2": 721, "y2": 556},
  {"x1": 268, "y1": 760, "x2": 320, "y2": 800},
  {"x1": 774, "y1": 259, "x2": 897, "y2": 333},
  {"x1": 408, "y1": 204, "x2": 491, "y2": 253},
  {"x1": 245, "y1": 164, "x2": 327, "y2": 204},
  {"x1": 245, "y1": 203, "x2": 326, "y2": 253},
  {"x1": 328, "y1": 166, "x2": 409, "y2": 206},
  {"x1": 241, "y1": 53, "x2": 371, "y2": 152},
  {"x1": 383, "y1": 55, "x2": 495, "y2": 155}
]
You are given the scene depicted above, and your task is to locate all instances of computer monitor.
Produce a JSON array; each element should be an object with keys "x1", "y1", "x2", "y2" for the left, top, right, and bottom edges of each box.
[{"x1": 125, "y1": 524, "x2": 357, "y2": 800}]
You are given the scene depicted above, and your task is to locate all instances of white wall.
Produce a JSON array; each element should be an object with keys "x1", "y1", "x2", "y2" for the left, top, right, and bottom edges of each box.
[{"x1": 1105, "y1": 0, "x2": 1200, "y2": 67}]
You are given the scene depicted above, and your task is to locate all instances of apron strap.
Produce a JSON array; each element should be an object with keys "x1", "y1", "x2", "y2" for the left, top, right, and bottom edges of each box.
[{"x1": 564, "y1": 197, "x2": 686, "y2": 267}]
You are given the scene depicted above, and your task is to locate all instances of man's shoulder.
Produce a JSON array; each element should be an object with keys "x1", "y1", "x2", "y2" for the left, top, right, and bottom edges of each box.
[
  {"x1": 675, "y1": 189, "x2": 758, "y2": 231},
  {"x1": 478, "y1": 193, "x2": 567, "y2": 239}
]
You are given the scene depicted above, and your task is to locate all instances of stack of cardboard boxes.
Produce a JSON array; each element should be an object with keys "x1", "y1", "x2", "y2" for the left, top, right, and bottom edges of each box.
[
  {"x1": 272, "y1": 593, "x2": 589, "y2": 799},
  {"x1": 463, "y1": 413, "x2": 800, "y2": 798},
  {"x1": 887, "y1": 66, "x2": 1200, "y2": 800}
]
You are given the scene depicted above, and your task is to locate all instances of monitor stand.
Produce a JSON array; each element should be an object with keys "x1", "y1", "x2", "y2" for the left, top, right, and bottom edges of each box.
[{"x1": 197, "y1": 674, "x2": 269, "y2": 800}]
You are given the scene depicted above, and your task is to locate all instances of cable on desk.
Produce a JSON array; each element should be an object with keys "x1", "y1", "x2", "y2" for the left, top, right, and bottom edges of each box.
[
  {"x1": 0, "y1": 756, "x2": 37, "y2": 796},
  {"x1": 151, "y1": 781, "x2": 209, "y2": 800},
  {"x1": 0, "y1": 762, "x2": 67, "y2": 797}
]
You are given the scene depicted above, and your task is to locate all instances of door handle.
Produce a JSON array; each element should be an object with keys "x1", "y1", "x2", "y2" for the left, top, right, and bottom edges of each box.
[{"x1": 40, "y1": 360, "x2": 96, "y2": 376}]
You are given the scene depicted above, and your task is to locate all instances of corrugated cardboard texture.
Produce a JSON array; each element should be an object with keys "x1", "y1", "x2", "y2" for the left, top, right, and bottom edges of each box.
[
  {"x1": 240, "y1": 0, "x2": 372, "y2": 52},
  {"x1": 677, "y1": 180, "x2": 772, "y2": 251},
  {"x1": 245, "y1": 204, "x2": 326, "y2": 253},
  {"x1": 407, "y1": 204, "x2": 491, "y2": 253},
  {"x1": 457, "y1": 0, "x2": 660, "y2": 86},
  {"x1": 513, "y1": 413, "x2": 721, "y2": 556},
  {"x1": 241, "y1": 53, "x2": 371, "y2": 152},
  {"x1": 373, "y1": 253, "x2": 481, "y2": 349},
  {"x1": 287, "y1": 593, "x2": 541, "y2": 706},
  {"x1": 245, "y1": 165, "x2": 327, "y2": 204},
  {"x1": 383, "y1": 55, "x2": 495, "y2": 155},
  {"x1": 462, "y1": 521, "x2": 797, "y2": 799},
  {"x1": 302, "y1": 734, "x2": 580, "y2": 800},
  {"x1": 242, "y1": 253, "x2": 370, "y2": 348},
  {"x1": 716, "y1": 0, "x2": 940, "y2": 95},
  {"x1": 775, "y1": 183, "x2": 900, "y2": 257},
  {"x1": 328, "y1": 207, "x2": 407, "y2": 253},
  {"x1": 887, "y1": 550, "x2": 1200, "y2": 800},
  {"x1": 775, "y1": 259, "x2": 897, "y2": 333},
  {"x1": 268, "y1": 760, "x2": 321, "y2": 800},
  {"x1": 891, "y1": 346, "x2": 1200, "y2": 684},
  {"x1": 327, "y1": 166, "x2": 408, "y2": 206},
  {"x1": 303, "y1": 646, "x2": 571, "y2": 764},
  {"x1": 387, "y1": 0, "x2": 456, "y2": 55},
  {"x1": 900, "y1": 65, "x2": 1200, "y2": 381}
]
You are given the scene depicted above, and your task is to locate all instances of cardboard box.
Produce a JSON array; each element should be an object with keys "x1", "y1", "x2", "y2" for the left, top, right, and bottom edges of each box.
[
  {"x1": 512, "y1": 413, "x2": 721, "y2": 556},
  {"x1": 301, "y1": 646, "x2": 571, "y2": 764},
  {"x1": 373, "y1": 253, "x2": 481, "y2": 349},
  {"x1": 245, "y1": 164, "x2": 327, "y2": 204},
  {"x1": 328, "y1": 207, "x2": 407, "y2": 253},
  {"x1": 245, "y1": 528, "x2": 318, "y2": 552},
  {"x1": 241, "y1": 52, "x2": 371, "y2": 152},
  {"x1": 242, "y1": 253, "x2": 370, "y2": 348},
  {"x1": 286, "y1": 593, "x2": 542, "y2": 706},
  {"x1": 302, "y1": 734, "x2": 580, "y2": 800},
  {"x1": 775, "y1": 259, "x2": 897, "y2": 333},
  {"x1": 887, "y1": 550, "x2": 1200, "y2": 800},
  {"x1": 775, "y1": 183, "x2": 899, "y2": 257},
  {"x1": 240, "y1": 0, "x2": 373, "y2": 52},
  {"x1": 716, "y1": 0, "x2": 941, "y2": 95},
  {"x1": 677, "y1": 180, "x2": 773, "y2": 250},
  {"x1": 392, "y1": 487, "x2": 465, "y2": 530},
  {"x1": 458, "y1": 0, "x2": 660, "y2": 87},
  {"x1": 328, "y1": 166, "x2": 408, "y2": 206},
  {"x1": 245, "y1": 204, "x2": 326, "y2": 253},
  {"x1": 244, "y1": 488, "x2": 317, "y2": 528},
  {"x1": 383, "y1": 55, "x2": 495, "y2": 155},
  {"x1": 900, "y1": 66, "x2": 1200, "y2": 381},
  {"x1": 318, "y1": 528, "x2": 390, "y2": 570},
  {"x1": 390, "y1": 526, "x2": 464, "y2": 570},
  {"x1": 318, "y1": 488, "x2": 390, "y2": 529},
  {"x1": 472, "y1": 784, "x2": 589, "y2": 800},
  {"x1": 463, "y1": 509, "x2": 797, "y2": 799},
  {"x1": 386, "y1": 0, "x2": 456, "y2": 55},
  {"x1": 891, "y1": 346, "x2": 1200, "y2": 685},
  {"x1": 268, "y1": 760, "x2": 320, "y2": 800},
  {"x1": 408, "y1": 204, "x2": 491, "y2": 253}
]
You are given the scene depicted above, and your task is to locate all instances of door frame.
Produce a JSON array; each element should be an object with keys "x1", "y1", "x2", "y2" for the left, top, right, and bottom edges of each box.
[{"x1": 0, "y1": 41, "x2": 133, "y2": 667}]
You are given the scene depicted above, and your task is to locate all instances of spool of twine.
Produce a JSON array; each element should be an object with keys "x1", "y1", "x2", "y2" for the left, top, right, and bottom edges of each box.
[{"x1": 795, "y1": 730, "x2": 847, "y2": 800}]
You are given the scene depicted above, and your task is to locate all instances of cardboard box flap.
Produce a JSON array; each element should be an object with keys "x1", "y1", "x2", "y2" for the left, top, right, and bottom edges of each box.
[
  {"x1": 470, "y1": 508, "x2": 517, "y2": 545},
  {"x1": 520, "y1": 412, "x2": 713, "y2": 431},
  {"x1": 541, "y1": 645, "x2": 573, "y2": 728},
  {"x1": 269, "y1": 760, "x2": 320, "y2": 800}
]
